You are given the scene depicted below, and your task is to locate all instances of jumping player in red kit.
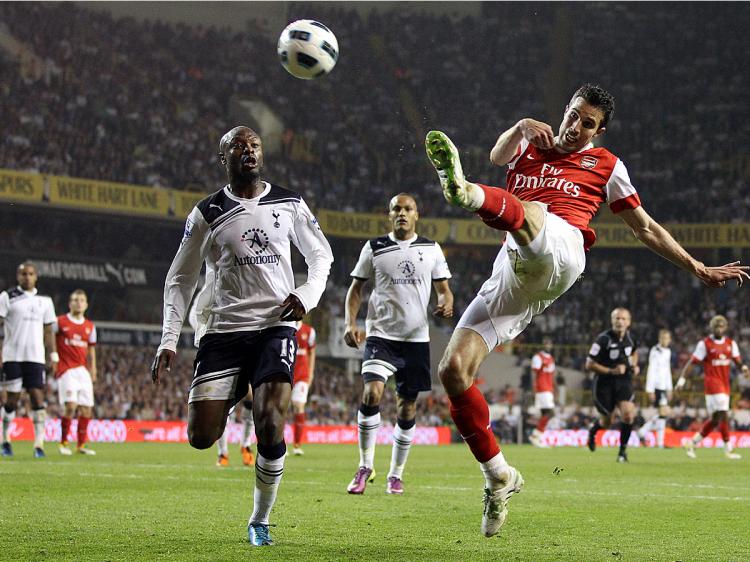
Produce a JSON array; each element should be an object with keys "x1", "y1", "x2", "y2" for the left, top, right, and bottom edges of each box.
[
  {"x1": 291, "y1": 320, "x2": 316, "y2": 456},
  {"x1": 677, "y1": 315, "x2": 749, "y2": 459},
  {"x1": 424, "y1": 83, "x2": 749, "y2": 537}
]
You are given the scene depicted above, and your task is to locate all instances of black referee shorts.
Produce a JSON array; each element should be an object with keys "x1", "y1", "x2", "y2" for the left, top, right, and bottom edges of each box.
[{"x1": 592, "y1": 375, "x2": 634, "y2": 416}]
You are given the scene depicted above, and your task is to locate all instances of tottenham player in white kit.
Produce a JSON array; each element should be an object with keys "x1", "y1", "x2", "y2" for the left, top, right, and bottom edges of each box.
[
  {"x1": 637, "y1": 330, "x2": 673, "y2": 448},
  {"x1": 344, "y1": 193, "x2": 453, "y2": 495},
  {"x1": 0, "y1": 262, "x2": 57, "y2": 459},
  {"x1": 151, "y1": 126, "x2": 333, "y2": 547},
  {"x1": 424, "y1": 83, "x2": 749, "y2": 537}
]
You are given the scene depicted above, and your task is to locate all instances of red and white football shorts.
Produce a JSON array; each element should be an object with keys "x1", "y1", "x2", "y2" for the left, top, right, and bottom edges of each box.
[
  {"x1": 458, "y1": 208, "x2": 586, "y2": 351},
  {"x1": 705, "y1": 393, "x2": 730, "y2": 415},
  {"x1": 57, "y1": 366, "x2": 94, "y2": 407},
  {"x1": 534, "y1": 391, "x2": 555, "y2": 410},
  {"x1": 291, "y1": 381, "x2": 310, "y2": 404}
]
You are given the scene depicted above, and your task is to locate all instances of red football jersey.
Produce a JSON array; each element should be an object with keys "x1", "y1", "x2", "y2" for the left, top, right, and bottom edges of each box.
[
  {"x1": 691, "y1": 336, "x2": 741, "y2": 395},
  {"x1": 531, "y1": 351, "x2": 555, "y2": 393},
  {"x1": 54, "y1": 314, "x2": 96, "y2": 378},
  {"x1": 293, "y1": 323, "x2": 316, "y2": 384},
  {"x1": 505, "y1": 139, "x2": 641, "y2": 249}
]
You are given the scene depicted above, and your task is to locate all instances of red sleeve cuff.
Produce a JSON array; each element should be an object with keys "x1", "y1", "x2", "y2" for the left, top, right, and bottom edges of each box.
[{"x1": 609, "y1": 193, "x2": 642, "y2": 214}]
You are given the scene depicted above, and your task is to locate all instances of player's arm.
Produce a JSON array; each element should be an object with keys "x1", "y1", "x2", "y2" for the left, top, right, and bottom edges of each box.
[
  {"x1": 618, "y1": 206, "x2": 749, "y2": 287},
  {"x1": 152, "y1": 208, "x2": 210, "y2": 384},
  {"x1": 731, "y1": 340, "x2": 749, "y2": 376},
  {"x1": 630, "y1": 349, "x2": 640, "y2": 376},
  {"x1": 432, "y1": 279, "x2": 453, "y2": 318},
  {"x1": 344, "y1": 278, "x2": 367, "y2": 348},
  {"x1": 308, "y1": 344, "x2": 316, "y2": 387},
  {"x1": 675, "y1": 359, "x2": 698, "y2": 390},
  {"x1": 585, "y1": 335, "x2": 626, "y2": 375},
  {"x1": 44, "y1": 322, "x2": 57, "y2": 372},
  {"x1": 286, "y1": 199, "x2": 334, "y2": 321},
  {"x1": 88, "y1": 346, "x2": 97, "y2": 383},
  {"x1": 490, "y1": 119, "x2": 555, "y2": 166}
]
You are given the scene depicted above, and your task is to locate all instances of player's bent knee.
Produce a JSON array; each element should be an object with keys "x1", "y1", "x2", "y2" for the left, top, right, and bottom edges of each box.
[{"x1": 188, "y1": 432, "x2": 216, "y2": 450}]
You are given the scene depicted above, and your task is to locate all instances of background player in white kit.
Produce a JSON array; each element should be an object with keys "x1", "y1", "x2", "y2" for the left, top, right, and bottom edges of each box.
[
  {"x1": 151, "y1": 126, "x2": 333, "y2": 546},
  {"x1": 529, "y1": 337, "x2": 556, "y2": 448},
  {"x1": 344, "y1": 193, "x2": 453, "y2": 495},
  {"x1": 0, "y1": 262, "x2": 57, "y2": 458},
  {"x1": 54, "y1": 289, "x2": 98, "y2": 456},
  {"x1": 424, "y1": 84, "x2": 749, "y2": 537},
  {"x1": 637, "y1": 330, "x2": 673, "y2": 449}
]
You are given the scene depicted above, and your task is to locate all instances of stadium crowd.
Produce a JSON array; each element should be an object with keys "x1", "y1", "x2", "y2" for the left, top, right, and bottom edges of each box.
[
  {"x1": 2, "y1": 2, "x2": 749, "y2": 438},
  {"x1": 1, "y1": 3, "x2": 748, "y2": 221}
]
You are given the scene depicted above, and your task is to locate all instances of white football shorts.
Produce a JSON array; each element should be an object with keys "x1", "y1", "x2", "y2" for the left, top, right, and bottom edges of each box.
[
  {"x1": 534, "y1": 391, "x2": 555, "y2": 410},
  {"x1": 458, "y1": 208, "x2": 586, "y2": 351},
  {"x1": 57, "y1": 366, "x2": 95, "y2": 407},
  {"x1": 291, "y1": 381, "x2": 310, "y2": 404},
  {"x1": 705, "y1": 393, "x2": 730, "y2": 415}
]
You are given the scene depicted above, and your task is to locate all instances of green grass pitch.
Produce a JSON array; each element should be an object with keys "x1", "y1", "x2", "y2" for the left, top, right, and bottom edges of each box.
[{"x1": 0, "y1": 442, "x2": 746, "y2": 561}]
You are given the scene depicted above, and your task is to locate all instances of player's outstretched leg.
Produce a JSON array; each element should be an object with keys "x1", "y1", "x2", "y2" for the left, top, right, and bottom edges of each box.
[
  {"x1": 425, "y1": 131, "x2": 525, "y2": 231},
  {"x1": 439, "y1": 329, "x2": 523, "y2": 537}
]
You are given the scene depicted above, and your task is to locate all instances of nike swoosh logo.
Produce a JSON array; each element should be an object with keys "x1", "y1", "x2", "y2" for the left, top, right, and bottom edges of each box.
[{"x1": 527, "y1": 154, "x2": 534, "y2": 160}]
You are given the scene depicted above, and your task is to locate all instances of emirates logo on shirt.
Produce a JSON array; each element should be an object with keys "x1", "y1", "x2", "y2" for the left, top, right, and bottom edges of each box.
[{"x1": 581, "y1": 155, "x2": 598, "y2": 169}]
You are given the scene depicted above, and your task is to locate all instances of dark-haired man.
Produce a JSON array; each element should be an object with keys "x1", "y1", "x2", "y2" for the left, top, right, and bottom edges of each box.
[
  {"x1": 152, "y1": 126, "x2": 333, "y2": 546},
  {"x1": 423, "y1": 83, "x2": 749, "y2": 538}
]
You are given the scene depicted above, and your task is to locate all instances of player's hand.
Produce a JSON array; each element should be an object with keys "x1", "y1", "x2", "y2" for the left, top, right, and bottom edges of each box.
[
  {"x1": 280, "y1": 294, "x2": 306, "y2": 321},
  {"x1": 518, "y1": 118, "x2": 555, "y2": 150},
  {"x1": 433, "y1": 302, "x2": 453, "y2": 318},
  {"x1": 632, "y1": 365, "x2": 640, "y2": 376},
  {"x1": 344, "y1": 325, "x2": 364, "y2": 348},
  {"x1": 696, "y1": 261, "x2": 750, "y2": 288},
  {"x1": 612, "y1": 364, "x2": 627, "y2": 376},
  {"x1": 151, "y1": 349, "x2": 176, "y2": 385},
  {"x1": 675, "y1": 376, "x2": 686, "y2": 390}
]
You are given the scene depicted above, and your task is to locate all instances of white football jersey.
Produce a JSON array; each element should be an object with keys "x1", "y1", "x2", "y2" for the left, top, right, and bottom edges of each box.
[
  {"x1": 645, "y1": 344, "x2": 673, "y2": 392},
  {"x1": 0, "y1": 286, "x2": 56, "y2": 363},
  {"x1": 158, "y1": 182, "x2": 333, "y2": 352},
  {"x1": 351, "y1": 232, "x2": 451, "y2": 342}
]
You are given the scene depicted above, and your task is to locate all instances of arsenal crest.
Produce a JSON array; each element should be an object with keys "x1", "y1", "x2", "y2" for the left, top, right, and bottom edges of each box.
[{"x1": 581, "y1": 155, "x2": 598, "y2": 169}]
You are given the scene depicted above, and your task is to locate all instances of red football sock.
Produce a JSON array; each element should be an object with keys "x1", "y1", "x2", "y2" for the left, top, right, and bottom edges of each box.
[
  {"x1": 77, "y1": 417, "x2": 90, "y2": 447},
  {"x1": 475, "y1": 184, "x2": 525, "y2": 232},
  {"x1": 294, "y1": 413, "x2": 305, "y2": 446},
  {"x1": 61, "y1": 416, "x2": 72, "y2": 444},
  {"x1": 719, "y1": 420, "x2": 730, "y2": 442},
  {"x1": 449, "y1": 385, "x2": 500, "y2": 463},
  {"x1": 700, "y1": 419, "x2": 715, "y2": 438},
  {"x1": 536, "y1": 415, "x2": 549, "y2": 432}
]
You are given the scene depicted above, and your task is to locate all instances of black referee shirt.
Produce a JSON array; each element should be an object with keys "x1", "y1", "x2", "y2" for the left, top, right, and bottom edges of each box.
[{"x1": 588, "y1": 329, "x2": 638, "y2": 379}]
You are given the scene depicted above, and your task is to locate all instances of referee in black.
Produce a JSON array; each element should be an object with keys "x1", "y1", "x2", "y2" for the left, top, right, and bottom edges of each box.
[{"x1": 585, "y1": 307, "x2": 640, "y2": 462}]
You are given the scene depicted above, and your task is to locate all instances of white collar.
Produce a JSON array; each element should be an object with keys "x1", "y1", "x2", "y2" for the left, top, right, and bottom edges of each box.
[
  {"x1": 389, "y1": 232, "x2": 418, "y2": 244},
  {"x1": 66, "y1": 313, "x2": 86, "y2": 325},
  {"x1": 18, "y1": 286, "x2": 37, "y2": 296},
  {"x1": 223, "y1": 181, "x2": 271, "y2": 202}
]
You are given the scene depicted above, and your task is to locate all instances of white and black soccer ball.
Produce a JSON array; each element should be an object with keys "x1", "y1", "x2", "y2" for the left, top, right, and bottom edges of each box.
[{"x1": 277, "y1": 20, "x2": 339, "y2": 80}]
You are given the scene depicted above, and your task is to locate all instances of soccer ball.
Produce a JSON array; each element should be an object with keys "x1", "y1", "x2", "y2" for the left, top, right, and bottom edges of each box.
[{"x1": 277, "y1": 20, "x2": 339, "y2": 80}]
